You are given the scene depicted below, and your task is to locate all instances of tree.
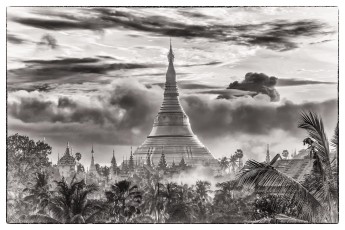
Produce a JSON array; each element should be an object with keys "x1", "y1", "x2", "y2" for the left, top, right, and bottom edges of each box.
[
  {"x1": 211, "y1": 180, "x2": 249, "y2": 223},
  {"x1": 100, "y1": 166, "x2": 110, "y2": 183},
  {"x1": 158, "y1": 154, "x2": 167, "y2": 171},
  {"x1": 95, "y1": 163, "x2": 101, "y2": 175},
  {"x1": 23, "y1": 172, "x2": 52, "y2": 214},
  {"x1": 219, "y1": 157, "x2": 229, "y2": 173},
  {"x1": 77, "y1": 164, "x2": 85, "y2": 173},
  {"x1": 195, "y1": 180, "x2": 211, "y2": 202},
  {"x1": 237, "y1": 111, "x2": 338, "y2": 223},
  {"x1": 75, "y1": 152, "x2": 82, "y2": 162},
  {"x1": 229, "y1": 155, "x2": 238, "y2": 173},
  {"x1": 7, "y1": 134, "x2": 52, "y2": 204},
  {"x1": 141, "y1": 180, "x2": 166, "y2": 223},
  {"x1": 105, "y1": 180, "x2": 142, "y2": 223},
  {"x1": 28, "y1": 176, "x2": 102, "y2": 223}
]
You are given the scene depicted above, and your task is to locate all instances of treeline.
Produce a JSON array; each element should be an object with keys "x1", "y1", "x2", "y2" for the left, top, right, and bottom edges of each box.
[{"x1": 6, "y1": 111, "x2": 339, "y2": 223}]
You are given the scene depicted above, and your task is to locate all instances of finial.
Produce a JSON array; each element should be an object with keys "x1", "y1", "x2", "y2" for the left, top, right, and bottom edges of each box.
[
  {"x1": 130, "y1": 146, "x2": 132, "y2": 155},
  {"x1": 113, "y1": 149, "x2": 115, "y2": 157},
  {"x1": 167, "y1": 39, "x2": 174, "y2": 63},
  {"x1": 91, "y1": 144, "x2": 94, "y2": 154},
  {"x1": 67, "y1": 141, "x2": 69, "y2": 148}
]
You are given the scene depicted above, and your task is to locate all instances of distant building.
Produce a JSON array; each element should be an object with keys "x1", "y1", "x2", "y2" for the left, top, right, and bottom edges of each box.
[
  {"x1": 266, "y1": 144, "x2": 270, "y2": 164},
  {"x1": 89, "y1": 144, "x2": 97, "y2": 176},
  {"x1": 57, "y1": 142, "x2": 76, "y2": 178}
]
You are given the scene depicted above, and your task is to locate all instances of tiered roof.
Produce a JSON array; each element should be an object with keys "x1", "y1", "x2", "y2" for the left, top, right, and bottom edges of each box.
[{"x1": 59, "y1": 142, "x2": 76, "y2": 166}]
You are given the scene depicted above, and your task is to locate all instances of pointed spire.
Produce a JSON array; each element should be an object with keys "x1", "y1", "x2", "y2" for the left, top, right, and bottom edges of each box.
[
  {"x1": 65, "y1": 142, "x2": 71, "y2": 156},
  {"x1": 266, "y1": 144, "x2": 270, "y2": 163},
  {"x1": 167, "y1": 38, "x2": 174, "y2": 63},
  {"x1": 91, "y1": 144, "x2": 94, "y2": 154}
]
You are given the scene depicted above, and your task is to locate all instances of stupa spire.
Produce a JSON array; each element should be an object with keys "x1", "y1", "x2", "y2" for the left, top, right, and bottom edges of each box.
[
  {"x1": 133, "y1": 39, "x2": 217, "y2": 167},
  {"x1": 266, "y1": 144, "x2": 270, "y2": 163}
]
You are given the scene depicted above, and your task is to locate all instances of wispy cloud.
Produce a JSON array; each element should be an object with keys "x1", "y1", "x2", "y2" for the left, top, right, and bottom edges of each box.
[{"x1": 8, "y1": 8, "x2": 334, "y2": 52}]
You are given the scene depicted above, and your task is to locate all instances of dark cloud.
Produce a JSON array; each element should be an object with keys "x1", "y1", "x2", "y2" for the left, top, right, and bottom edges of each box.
[
  {"x1": 178, "y1": 83, "x2": 221, "y2": 90},
  {"x1": 10, "y1": 14, "x2": 110, "y2": 31},
  {"x1": 24, "y1": 57, "x2": 100, "y2": 65},
  {"x1": 177, "y1": 10, "x2": 214, "y2": 19},
  {"x1": 7, "y1": 79, "x2": 163, "y2": 145},
  {"x1": 180, "y1": 61, "x2": 222, "y2": 67},
  {"x1": 8, "y1": 57, "x2": 157, "y2": 87},
  {"x1": 277, "y1": 78, "x2": 336, "y2": 86},
  {"x1": 9, "y1": 8, "x2": 334, "y2": 51},
  {"x1": 7, "y1": 34, "x2": 26, "y2": 44},
  {"x1": 7, "y1": 79, "x2": 338, "y2": 146},
  {"x1": 37, "y1": 34, "x2": 58, "y2": 49},
  {"x1": 182, "y1": 95, "x2": 338, "y2": 140},
  {"x1": 223, "y1": 72, "x2": 280, "y2": 101},
  {"x1": 309, "y1": 39, "x2": 334, "y2": 45}
]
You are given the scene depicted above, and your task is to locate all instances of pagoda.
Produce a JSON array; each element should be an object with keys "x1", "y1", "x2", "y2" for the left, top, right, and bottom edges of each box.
[
  {"x1": 89, "y1": 144, "x2": 97, "y2": 175},
  {"x1": 134, "y1": 41, "x2": 217, "y2": 167},
  {"x1": 57, "y1": 142, "x2": 76, "y2": 178}
]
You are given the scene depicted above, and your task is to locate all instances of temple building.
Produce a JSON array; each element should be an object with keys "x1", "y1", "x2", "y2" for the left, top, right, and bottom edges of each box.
[
  {"x1": 57, "y1": 142, "x2": 76, "y2": 178},
  {"x1": 89, "y1": 144, "x2": 97, "y2": 175},
  {"x1": 134, "y1": 41, "x2": 217, "y2": 167}
]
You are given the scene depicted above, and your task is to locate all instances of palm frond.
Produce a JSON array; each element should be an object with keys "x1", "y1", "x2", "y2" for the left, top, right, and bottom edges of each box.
[
  {"x1": 237, "y1": 159, "x2": 322, "y2": 222},
  {"x1": 298, "y1": 111, "x2": 330, "y2": 161},
  {"x1": 331, "y1": 122, "x2": 338, "y2": 149}
]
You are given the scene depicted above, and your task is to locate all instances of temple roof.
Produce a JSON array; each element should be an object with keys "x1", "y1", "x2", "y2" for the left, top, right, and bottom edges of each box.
[
  {"x1": 59, "y1": 142, "x2": 76, "y2": 166},
  {"x1": 272, "y1": 158, "x2": 314, "y2": 182}
]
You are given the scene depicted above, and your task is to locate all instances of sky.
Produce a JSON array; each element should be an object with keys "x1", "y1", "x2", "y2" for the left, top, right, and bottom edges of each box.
[{"x1": 7, "y1": 7, "x2": 338, "y2": 167}]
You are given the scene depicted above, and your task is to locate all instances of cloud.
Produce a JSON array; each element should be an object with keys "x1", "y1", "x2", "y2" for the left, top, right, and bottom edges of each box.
[
  {"x1": 9, "y1": 8, "x2": 334, "y2": 52},
  {"x1": 222, "y1": 72, "x2": 280, "y2": 101},
  {"x1": 37, "y1": 34, "x2": 58, "y2": 49},
  {"x1": 8, "y1": 78, "x2": 338, "y2": 148},
  {"x1": 276, "y1": 78, "x2": 336, "y2": 86},
  {"x1": 181, "y1": 95, "x2": 337, "y2": 140},
  {"x1": 7, "y1": 56, "x2": 158, "y2": 89},
  {"x1": 7, "y1": 34, "x2": 26, "y2": 44},
  {"x1": 8, "y1": 79, "x2": 163, "y2": 145},
  {"x1": 309, "y1": 39, "x2": 334, "y2": 45}
]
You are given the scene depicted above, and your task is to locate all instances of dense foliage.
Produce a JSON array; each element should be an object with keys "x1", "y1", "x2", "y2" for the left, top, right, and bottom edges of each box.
[{"x1": 6, "y1": 111, "x2": 338, "y2": 223}]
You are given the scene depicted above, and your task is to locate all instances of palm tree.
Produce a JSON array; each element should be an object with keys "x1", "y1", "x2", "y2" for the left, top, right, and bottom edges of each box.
[
  {"x1": 23, "y1": 172, "x2": 52, "y2": 214},
  {"x1": 237, "y1": 111, "x2": 338, "y2": 223},
  {"x1": 219, "y1": 157, "x2": 229, "y2": 173},
  {"x1": 141, "y1": 180, "x2": 166, "y2": 223},
  {"x1": 194, "y1": 181, "x2": 212, "y2": 222},
  {"x1": 195, "y1": 180, "x2": 211, "y2": 202},
  {"x1": 210, "y1": 180, "x2": 245, "y2": 223},
  {"x1": 105, "y1": 180, "x2": 142, "y2": 223},
  {"x1": 229, "y1": 155, "x2": 238, "y2": 173},
  {"x1": 28, "y1": 175, "x2": 102, "y2": 223}
]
